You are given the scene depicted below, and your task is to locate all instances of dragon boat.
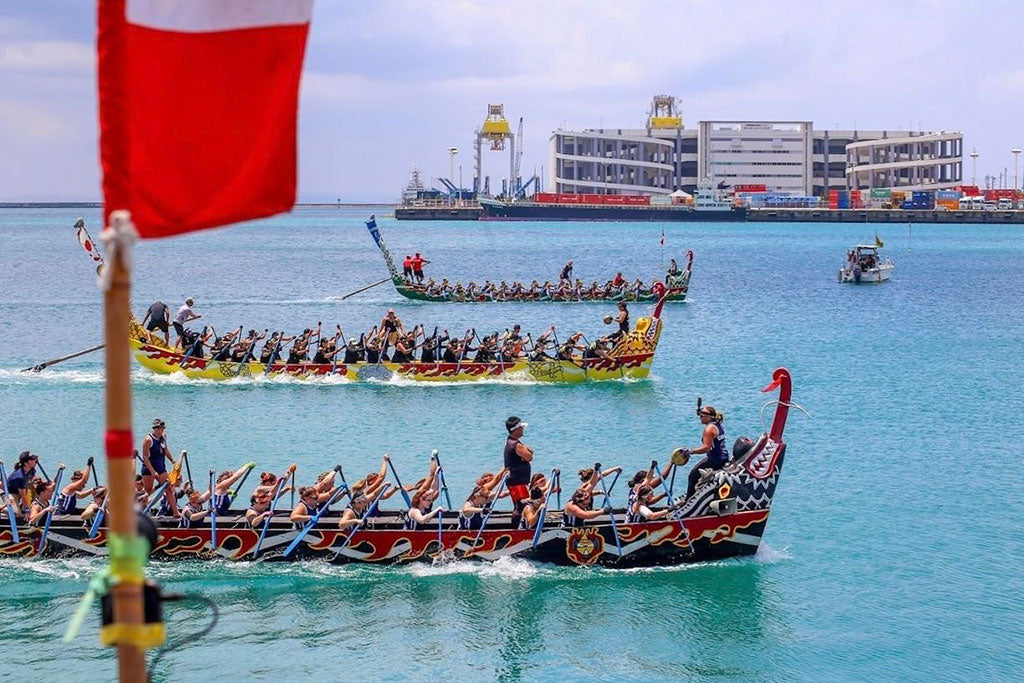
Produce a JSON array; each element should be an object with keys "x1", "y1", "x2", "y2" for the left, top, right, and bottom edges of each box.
[
  {"x1": 366, "y1": 217, "x2": 693, "y2": 303},
  {"x1": 128, "y1": 298, "x2": 667, "y2": 383},
  {"x1": 0, "y1": 369, "x2": 793, "y2": 567}
]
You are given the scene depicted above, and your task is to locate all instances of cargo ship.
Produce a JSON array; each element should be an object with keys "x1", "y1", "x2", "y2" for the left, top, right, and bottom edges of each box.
[{"x1": 480, "y1": 178, "x2": 746, "y2": 222}]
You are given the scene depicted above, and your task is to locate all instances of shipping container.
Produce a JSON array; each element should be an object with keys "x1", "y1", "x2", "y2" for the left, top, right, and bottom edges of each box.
[
  {"x1": 649, "y1": 195, "x2": 671, "y2": 206},
  {"x1": 734, "y1": 183, "x2": 768, "y2": 194},
  {"x1": 604, "y1": 195, "x2": 626, "y2": 204},
  {"x1": 533, "y1": 192, "x2": 556, "y2": 203}
]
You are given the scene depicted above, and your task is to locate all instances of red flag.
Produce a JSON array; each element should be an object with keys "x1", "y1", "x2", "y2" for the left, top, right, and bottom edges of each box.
[{"x1": 98, "y1": 0, "x2": 313, "y2": 238}]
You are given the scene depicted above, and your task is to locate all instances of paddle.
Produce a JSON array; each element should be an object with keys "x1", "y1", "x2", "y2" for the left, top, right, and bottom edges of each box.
[
  {"x1": 0, "y1": 460, "x2": 20, "y2": 543},
  {"x1": 207, "y1": 470, "x2": 217, "y2": 552},
  {"x1": 650, "y1": 459, "x2": 676, "y2": 505},
  {"x1": 330, "y1": 484, "x2": 391, "y2": 561},
  {"x1": 141, "y1": 481, "x2": 169, "y2": 515},
  {"x1": 88, "y1": 457, "x2": 99, "y2": 489},
  {"x1": 227, "y1": 463, "x2": 256, "y2": 508},
  {"x1": 432, "y1": 450, "x2": 453, "y2": 510},
  {"x1": 467, "y1": 472, "x2": 507, "y2": 556},
  {"x1": 253, "y1": 466, "x2": 296, "y2": 559},
  {"x1": 238, "y1": 329, "x2": 268, "y2": 365},
  {"x1": 385, "y1": 455, "x2": 413, "y2": 507},
  {"x1": 88, "y1": 495, "x2": 109, "y2": 539},
  {"x1": 532, "y1": 468, "x2": 560, "y2": 549},
  {"x1": 339, "y1": 277, "x2": 390, "y2": 300},
  {"x1": 37, "y1": 465, "x2": 65, "y2": 553},
  {"x1": 453, "y1": 328, "x2": 473, "y2": 376},
  {"x1": 263, "y1": 333, "x2": 285, "y2": 374},
  {"x1": 595, "y1": 462, "x2": 623, "y2": 556},
  {"x1": 282, "y1": 479, "x2": 350, "y2": 558},
  {"x1": 21, "y1": 343, "x2": 105, "y2": 373},
  {"x1": 181, "y1": 451, "x2": 193, "y2": 487}
]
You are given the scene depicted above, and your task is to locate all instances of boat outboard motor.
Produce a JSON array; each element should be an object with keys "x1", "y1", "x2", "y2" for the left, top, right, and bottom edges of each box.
[{"x1": 732, "y1": 436, "x2": 755, "y2": 463}]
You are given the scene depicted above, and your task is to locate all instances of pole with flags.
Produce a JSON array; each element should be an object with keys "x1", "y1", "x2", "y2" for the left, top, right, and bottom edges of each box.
[{"x1": 81, "y1": 2, "x2": 314, "y2": 680}]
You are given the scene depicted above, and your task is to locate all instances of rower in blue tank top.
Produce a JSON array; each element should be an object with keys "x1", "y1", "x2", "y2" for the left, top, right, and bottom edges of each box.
[
  {"x1": 210, "y1": 462, "x2": 256, "y2": 516},
  {"x1": 56, "y1": 459, "x2": 96, "y2": 515},
  {"x1": 681, "y1": 405, "x2": 730, "y2": 501}
]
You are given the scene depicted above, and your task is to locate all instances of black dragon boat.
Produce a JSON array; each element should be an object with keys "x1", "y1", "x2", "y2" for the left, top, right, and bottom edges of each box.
[
  {"x1": 366, "y1": 217, "x2": 693, "y2": 303},
  {"x1": 1, "y1": 369, "x2": 793, "y2": 568}
]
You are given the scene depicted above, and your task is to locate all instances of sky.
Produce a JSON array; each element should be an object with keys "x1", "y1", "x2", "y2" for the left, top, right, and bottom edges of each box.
[{"x1": 2, "y1": 0, "x2": 1023, "y2": 202}]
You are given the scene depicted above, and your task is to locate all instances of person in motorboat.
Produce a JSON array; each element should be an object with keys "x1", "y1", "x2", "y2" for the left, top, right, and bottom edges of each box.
[{"x1": 681, "y1": 405, "x2": 729, "y2": 500}]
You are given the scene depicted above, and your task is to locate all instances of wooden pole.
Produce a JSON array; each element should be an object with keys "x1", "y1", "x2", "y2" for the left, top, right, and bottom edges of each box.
[{"x1": 103, "y1": 213, "x2": 147, "y2": 681}]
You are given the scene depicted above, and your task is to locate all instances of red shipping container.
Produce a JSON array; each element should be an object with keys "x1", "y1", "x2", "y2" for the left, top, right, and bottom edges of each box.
[
  {"x1": 533, "y1": 192, "x2": 556, "y2": 203},
  {"x1": 605, "y1": 195, "x2": 626, "y2": 204}
]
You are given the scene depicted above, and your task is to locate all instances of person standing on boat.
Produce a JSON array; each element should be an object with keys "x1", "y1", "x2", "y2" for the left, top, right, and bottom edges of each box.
[
  {"x1": 403, "y1": 255, "x2": 413, "y2": 281},
  {"x1": 172, "y1": 297, "x2": 201, "y2": 349},
  {"x1": 412, "y1": 252, "x2": 430, "y2": 284},
  {"x1": 681, "y1": 405, "x2": 729, "y2": 500},
  {"x1": 141, "y1": 300, "x2": 171, "y2": 346},
  {"x1": 141, "y1": 419, "x2": 178, "y2": 517},
  {"x1": 559, "y1": 260, "x2": 573, "y2": 285},
  {"x1": 611, "y1": 302, "x2": 629, "y2": 341},
  {"x1": 504, "y1": 416, "x2": 533, "y2": 527},
  {"x1": 666, "y1": 258, "x2": 680, "y2": 282}
]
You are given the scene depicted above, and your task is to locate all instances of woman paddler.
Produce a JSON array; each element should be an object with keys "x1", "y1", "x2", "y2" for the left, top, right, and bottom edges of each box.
[
  {"x1": 178, "y1": 484, "x2": 211, "y2": 529},
  {"x1": 210, "y1": 462, "x2": 256, "y2": 516},
  {"x1": 56, "y1": 459, "x2": 99, "y2": 515},
  {"x1": 561, "y1": 488, "x2": 607, "y2": 528},
  {"x1": 27, "y1": 477, "x2": 57, "y2": 526},
  {"x1": 681, "y1": 405, "x2": 730, "y2": 500},
  {"x1": 458, "y1": 467, "x2": 508, "y2": 531}
]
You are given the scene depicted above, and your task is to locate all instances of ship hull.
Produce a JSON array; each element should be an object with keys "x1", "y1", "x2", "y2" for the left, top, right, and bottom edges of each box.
[{"x1": 480, "y1": 201, "x2": 746, "y2": 222}]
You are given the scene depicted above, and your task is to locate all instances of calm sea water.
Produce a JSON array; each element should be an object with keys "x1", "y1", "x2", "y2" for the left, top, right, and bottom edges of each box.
[{"x1": 0, "y1": 207, "x2": 1021, "y2": 681}]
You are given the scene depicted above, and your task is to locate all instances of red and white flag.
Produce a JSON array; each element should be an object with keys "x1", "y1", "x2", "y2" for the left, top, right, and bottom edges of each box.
[{"x1": 98, "y1": 0, "x2": 313, "y2": 238}]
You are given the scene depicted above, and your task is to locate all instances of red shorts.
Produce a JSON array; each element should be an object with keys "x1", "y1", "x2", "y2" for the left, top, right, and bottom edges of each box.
[{"x1": 508, "y1": 484, "x2": 529, "y2": 504}]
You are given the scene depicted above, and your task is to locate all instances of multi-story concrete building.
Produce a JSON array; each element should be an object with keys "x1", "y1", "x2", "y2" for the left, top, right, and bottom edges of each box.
[{"x1": 549, "y1": 96, "x2": 963, "y2": 196}]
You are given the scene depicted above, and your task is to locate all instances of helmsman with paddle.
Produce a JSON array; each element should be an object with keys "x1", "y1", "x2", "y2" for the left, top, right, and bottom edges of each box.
[{"x1": 503, "y1": 416, "x2": 534, "y2": 528}]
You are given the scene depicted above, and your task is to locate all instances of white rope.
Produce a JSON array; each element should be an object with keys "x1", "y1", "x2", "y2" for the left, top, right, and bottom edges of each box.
[
  {"x1": 97, "y1": 210, "x2": 137, "y2": 291},
  {"x1": 760, "y1": 399, "x2": 811, "y2": 435}
]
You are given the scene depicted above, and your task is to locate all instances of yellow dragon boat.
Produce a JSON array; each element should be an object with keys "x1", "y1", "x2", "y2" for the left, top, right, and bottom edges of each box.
[{"x1": 129, "y1": 298, "x2": 667, "y2": 383}]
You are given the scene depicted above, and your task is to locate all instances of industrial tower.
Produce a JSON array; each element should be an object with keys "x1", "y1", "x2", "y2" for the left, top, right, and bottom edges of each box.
[{"x1": 474, "y1": 104, "x2": 517, "y2": 197}]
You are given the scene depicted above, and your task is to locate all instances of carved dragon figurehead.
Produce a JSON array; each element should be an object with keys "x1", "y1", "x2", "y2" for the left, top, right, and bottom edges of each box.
[{"x1": 610, "y1": 294, "x2": 666, "y2": 357}]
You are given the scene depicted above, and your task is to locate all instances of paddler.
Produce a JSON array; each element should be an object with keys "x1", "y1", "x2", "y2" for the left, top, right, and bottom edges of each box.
[
  {"x1": 561, "y1": 488, "x2": 608, "y2": 527},
  {"x1": 140, "y1": 418, "x2": 179, "y2": 517},
  {"x1": 503, "y1": 416, "x2": 533, "y2": 528},
  {"x1": 666, "y1": 258, "x2": 680, "y2": 281},
  {"x1": 178, "y1": 483, "x2": 211, "y2": 528},
  {"x1": 211, "y1": 462, "x2": 256, "y2": 516},
  {"x1": 612, "y1": 272, "x2": 625, "y2": 288},
  {"x1": 56, "y1": 458, "x2": 99, "y2": 515},
  {"x1": 27, "y1": 476, "x2": 58, "y2": 526},
  {"x1": 6, "y1": 450, "x2": 39, "y2": 515},
  {"x1": 457, "y1": 467, "x2": 508, "y2": 531},
  {"x1": 80, "y1": 486, "x2": 107, "y2": 525},
  {"x1": 681, "y1": 405, "x2": 729, "y2": 500}
]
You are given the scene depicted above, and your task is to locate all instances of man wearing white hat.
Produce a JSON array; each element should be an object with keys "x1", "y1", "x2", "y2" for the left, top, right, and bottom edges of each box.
[
  {"x1": 503, "y1": 416, "x2": 534, "y2": 527},
  {"x1": 173, "y1": 297, "x2": 202, "y2": 349}
]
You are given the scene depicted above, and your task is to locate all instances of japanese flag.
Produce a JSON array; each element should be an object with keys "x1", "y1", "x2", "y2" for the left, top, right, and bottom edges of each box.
[{"x1": 98, "y1": 0, "x2": 313, "y2": 238}]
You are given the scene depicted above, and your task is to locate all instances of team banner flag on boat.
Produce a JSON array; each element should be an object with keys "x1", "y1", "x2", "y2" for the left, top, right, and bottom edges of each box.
[{"x1": 97, "y1": 0, "x2": 313, "y2": 238}]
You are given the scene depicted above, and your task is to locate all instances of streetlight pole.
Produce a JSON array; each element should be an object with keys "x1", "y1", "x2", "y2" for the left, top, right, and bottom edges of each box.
[
  {"x1": 969, "y1": 148, "x2": 978, "y2": 186},
  {"x1": 1012, "y1": 148, "x2": 1021, "y2": 192},
  {"x1": 447, "y1": 147, "x2": 458, "y2": 207}
]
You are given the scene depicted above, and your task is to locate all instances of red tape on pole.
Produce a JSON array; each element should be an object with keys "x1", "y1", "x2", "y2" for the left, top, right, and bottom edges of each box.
[{"x1": 105, "y1": 429, "x2": 134, "y2": 460}]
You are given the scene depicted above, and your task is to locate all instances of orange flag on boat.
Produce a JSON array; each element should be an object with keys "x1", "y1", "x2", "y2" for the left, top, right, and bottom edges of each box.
[{"x1": 97, "y1": 0, "x2": 313, "y2": 238}]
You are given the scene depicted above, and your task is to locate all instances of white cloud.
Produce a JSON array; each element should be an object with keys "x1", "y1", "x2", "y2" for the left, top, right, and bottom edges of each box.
[
  {"x1": 0, "y1": 97, "x2": 68, "y2": 139},
  {"x1": 0, "y1": 40, "x2": 93, "y2": 72}
]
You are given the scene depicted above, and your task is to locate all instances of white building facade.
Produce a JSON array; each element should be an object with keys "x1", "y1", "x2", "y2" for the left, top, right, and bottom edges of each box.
[{"x1": 549, "y1": 97, "x2": 963, "y2": 196}]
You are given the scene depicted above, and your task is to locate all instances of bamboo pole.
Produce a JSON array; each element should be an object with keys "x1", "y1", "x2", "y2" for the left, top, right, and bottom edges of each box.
[{"x1": 103, "y1": 213, "x2": 147, "y2": 681}]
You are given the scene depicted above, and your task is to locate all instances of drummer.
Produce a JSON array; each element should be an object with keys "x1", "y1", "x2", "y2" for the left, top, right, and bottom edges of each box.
[{"x1": 681, "y1": 405, "x2": 729, "y2": 500}]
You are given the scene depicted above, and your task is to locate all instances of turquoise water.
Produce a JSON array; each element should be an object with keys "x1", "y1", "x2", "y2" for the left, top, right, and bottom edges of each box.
[{"x1": 1, "y1": 207, "x2": 1021, "y2": 681}]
